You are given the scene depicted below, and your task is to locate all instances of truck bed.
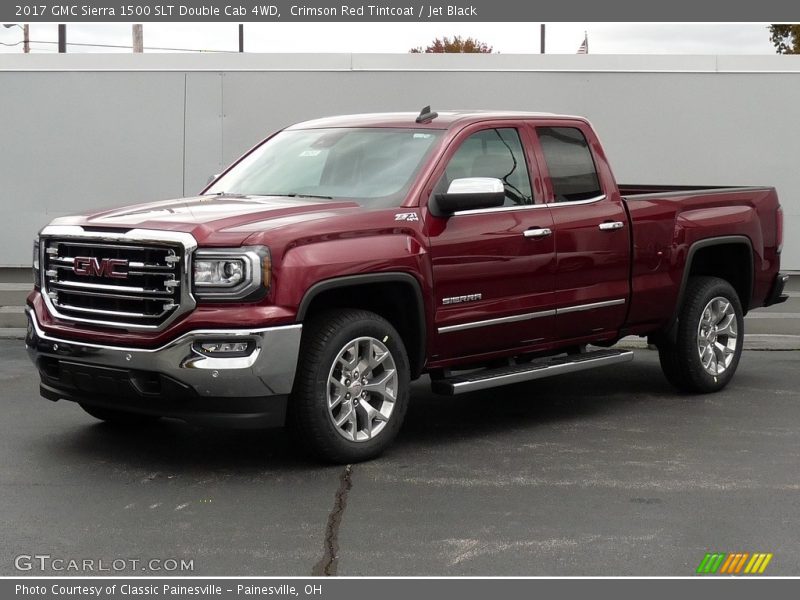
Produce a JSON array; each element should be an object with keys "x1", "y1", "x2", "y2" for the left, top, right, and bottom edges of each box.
[{"x1": 621, "y1": 184, "x2": 781, "y2": 335}]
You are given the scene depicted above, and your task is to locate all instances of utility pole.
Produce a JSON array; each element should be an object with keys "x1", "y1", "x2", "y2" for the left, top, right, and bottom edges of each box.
[
  {"x1": 2, "y1": 23, "x2": 29, "y2": 53},
  {"x1": 132, "y1": 24, "x2": 143, "y2": 52},
  {"x1": 58, "y1": 24, "x2": 66, "y2": 53},
  {"x1": 238, "y1": 24, "x2": 244, "y2": 52},
  {"x1": 540, "y1": 24, "x2": 545, "y2": 54}
]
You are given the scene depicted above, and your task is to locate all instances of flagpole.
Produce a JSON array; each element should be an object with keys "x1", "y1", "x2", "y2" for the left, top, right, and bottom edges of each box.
[{"x1": 577, "y1": 31, "x2": 589, "y2": 54}]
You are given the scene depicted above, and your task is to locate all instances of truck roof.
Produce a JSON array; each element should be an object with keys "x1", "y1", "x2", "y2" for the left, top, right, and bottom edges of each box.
[{"x1": 287, "y1": 110, "x2": 585, "y2": 130}]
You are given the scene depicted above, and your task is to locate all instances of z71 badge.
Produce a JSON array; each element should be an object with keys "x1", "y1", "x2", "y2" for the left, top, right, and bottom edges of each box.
[{"x1": 394, "y1": 212, "x2": 419, "y2": 222}]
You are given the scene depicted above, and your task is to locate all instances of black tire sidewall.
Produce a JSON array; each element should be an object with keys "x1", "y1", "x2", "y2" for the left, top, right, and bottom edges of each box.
[
  {"x1": 675, "y1": 277, "x2": 745, "y2": 392},
  {"x1": 293, "y1": 310, "x2": 410, "y2": 462}
]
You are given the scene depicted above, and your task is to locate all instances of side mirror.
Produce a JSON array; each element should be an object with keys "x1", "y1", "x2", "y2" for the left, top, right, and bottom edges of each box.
[{"x1": 430, "y1": 178, "x2": 505, "y2": 217}]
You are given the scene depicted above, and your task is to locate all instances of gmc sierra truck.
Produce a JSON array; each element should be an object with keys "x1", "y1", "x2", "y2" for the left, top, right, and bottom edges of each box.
[{"x1": 26, "y1": 108, "x2": 788, "y2": 463}]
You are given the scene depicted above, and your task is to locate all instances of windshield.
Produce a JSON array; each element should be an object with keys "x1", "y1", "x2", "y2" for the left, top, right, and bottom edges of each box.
[{"x1": 206, "y1": 127, "x2": 443, "y2": 207}]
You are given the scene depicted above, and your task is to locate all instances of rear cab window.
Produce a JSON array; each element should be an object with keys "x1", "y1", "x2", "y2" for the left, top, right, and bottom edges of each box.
[{"x1": 536, "y1": 126, "x2": 603, "y2": 203}]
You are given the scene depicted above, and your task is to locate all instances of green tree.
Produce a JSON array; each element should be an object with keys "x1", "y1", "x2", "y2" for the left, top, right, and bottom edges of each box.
[
  {"x1": 769, "y1": 24, "x2": 800, "y2": 54},
  {"x1": 410, "y1": 36, "x2": 493, "y2": 53}
]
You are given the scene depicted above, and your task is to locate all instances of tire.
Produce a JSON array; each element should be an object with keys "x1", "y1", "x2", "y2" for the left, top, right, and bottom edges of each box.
[
  {"x1": 79, "y1": 403, "x2": 160, "y2": 426},
  {"x1": 657, "y1": 276, "x2": 744, "y2": 393},
  {"x1": 290, "y1": 309, "x2": 410, "y2": 463}
]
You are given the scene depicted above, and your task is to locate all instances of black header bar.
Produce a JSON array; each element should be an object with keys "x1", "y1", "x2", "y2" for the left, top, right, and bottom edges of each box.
[{"x1": 3, "y1": 0, "x2": 800, "y2": 23}]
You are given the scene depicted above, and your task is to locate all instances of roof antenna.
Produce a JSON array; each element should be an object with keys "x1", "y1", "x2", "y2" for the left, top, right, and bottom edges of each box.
[{"x1": 415, "y1": 105, "x2": 438, "y2": 124}]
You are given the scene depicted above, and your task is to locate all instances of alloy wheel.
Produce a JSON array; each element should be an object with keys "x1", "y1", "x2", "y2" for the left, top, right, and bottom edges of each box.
[
  {"x1": 326, "y1": 336, "x2": 398, "y2": 442},
  {"x1": 696, "y1": 296, "x2": 739, "y2": 376}
]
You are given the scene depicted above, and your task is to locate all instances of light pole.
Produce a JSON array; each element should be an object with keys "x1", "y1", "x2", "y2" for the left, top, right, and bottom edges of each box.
[{"x1": 3, "y1": 23, "x2": 29, "y2": 53}]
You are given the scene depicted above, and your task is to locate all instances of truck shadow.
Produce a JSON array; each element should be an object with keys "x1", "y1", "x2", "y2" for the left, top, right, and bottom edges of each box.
[
  {"x1": 40, "y1": 352, "x2": 679, "y2": 471},
  {"x1": 43, "y1": 417, "x2": 312, "y2": 471},
  {"x1": 397, "y1": 353, "x2": 676, "y2": 447}
]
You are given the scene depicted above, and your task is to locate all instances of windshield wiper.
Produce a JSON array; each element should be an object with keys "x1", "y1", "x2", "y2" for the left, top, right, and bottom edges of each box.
[
  {"x1": 205, "y1": 192, "x2": 249, "y2": 198},
  {"x1": 208, "y1": 192, "x2": 335, "y2": 200},
  {"x1": 255, "y1": 192, "x2": 334, "y2": 200},
  {"x1": 283, "y1": 193, "x2": 334, "y2": 200}
]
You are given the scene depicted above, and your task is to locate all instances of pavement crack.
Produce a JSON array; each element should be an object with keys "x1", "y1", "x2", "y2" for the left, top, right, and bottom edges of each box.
[{"x1": 312, "y1": 464, "x2": 353, "y2": 576}]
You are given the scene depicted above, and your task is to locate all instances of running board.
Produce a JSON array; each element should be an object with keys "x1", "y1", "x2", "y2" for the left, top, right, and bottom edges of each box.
[{"x1": 431, "y1": 349, "x2": 634, "y2": 396}]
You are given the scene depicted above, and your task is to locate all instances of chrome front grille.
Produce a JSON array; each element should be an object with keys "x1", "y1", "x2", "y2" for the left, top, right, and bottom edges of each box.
[{"x1": 39, "y1": 227, "x2": 197, "y2": 330}]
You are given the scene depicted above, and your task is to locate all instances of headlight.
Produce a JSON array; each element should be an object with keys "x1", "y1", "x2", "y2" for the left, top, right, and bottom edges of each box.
[
  {"x1": 194, "y1": 258, "x2": 245, "y2": 287},
  {"x1": 192, "y1": 246, "x2": 270, "y2": 301},
  {"x1": 32, "y1": 237, "x2": 41, "y2": 288}
]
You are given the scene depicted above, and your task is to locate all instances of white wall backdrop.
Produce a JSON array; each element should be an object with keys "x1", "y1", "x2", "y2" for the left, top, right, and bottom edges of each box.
[{"x1": 1, "y1": 53, "x2": 798, "y2": 268}]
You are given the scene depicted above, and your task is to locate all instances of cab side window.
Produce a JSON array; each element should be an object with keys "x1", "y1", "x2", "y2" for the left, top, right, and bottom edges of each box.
[
  {"x1": 537, "y1": 127, "x2": 603, "y2": 202},
  {"x1": 435, "y1": 128, "x2": 533, "y2": 207}
]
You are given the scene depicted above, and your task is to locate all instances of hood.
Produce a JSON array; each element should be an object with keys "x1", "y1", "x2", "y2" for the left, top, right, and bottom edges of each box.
[{"x1": 50, "y1": 195, "x2": 362, "y2": 246}]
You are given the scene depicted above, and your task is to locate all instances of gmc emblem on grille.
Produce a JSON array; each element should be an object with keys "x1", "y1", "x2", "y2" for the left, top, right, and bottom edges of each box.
[{"x1": 73, "y1": 256, "x2": 129, "y2": 279}]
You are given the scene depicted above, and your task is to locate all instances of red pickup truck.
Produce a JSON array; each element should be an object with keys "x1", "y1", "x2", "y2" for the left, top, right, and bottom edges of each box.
[{"x1": 26, "y1": 108, "x2": 788, "y2": 462}]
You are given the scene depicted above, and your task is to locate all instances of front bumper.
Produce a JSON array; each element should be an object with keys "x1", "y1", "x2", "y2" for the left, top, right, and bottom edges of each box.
[{"x1": 25, "y1": 307, "x2": 302, "y2": 428}]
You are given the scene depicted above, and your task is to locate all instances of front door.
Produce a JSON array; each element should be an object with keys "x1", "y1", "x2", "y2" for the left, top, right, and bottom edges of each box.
[{"x1": 424, "y1": 123, "x2": 557, "y2": 362}]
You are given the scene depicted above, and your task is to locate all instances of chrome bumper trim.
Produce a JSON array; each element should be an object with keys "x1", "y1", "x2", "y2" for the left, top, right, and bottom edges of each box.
[{"x1": 25, "y1": 307, "x2": 301, "y2": 398}]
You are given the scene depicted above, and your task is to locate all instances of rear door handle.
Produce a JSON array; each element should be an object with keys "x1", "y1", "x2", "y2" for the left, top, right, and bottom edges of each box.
[
  {"x1": 598, "y1": 221, "x2": 624, "y2": 231},
  {"x1": 523, "y1": 227, "x2": 552, "y2": 239}
]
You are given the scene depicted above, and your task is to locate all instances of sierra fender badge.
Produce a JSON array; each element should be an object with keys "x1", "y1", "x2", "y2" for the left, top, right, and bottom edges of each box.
[{"x1": 442, "y1": 293, "x2": 482, "y2": 305}]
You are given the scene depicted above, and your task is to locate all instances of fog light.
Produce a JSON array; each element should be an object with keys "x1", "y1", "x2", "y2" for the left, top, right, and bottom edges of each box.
[
  {"x1": 200, "y1": 342, "x2": 249, "y2": 353},
  {"x1": 193, "y1": 340, "x2": 254, "y2": 357}
]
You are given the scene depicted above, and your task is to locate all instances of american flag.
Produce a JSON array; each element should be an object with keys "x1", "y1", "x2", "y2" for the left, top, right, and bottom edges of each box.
[{"x1": 577, "y1": 33, "x2": 588, "y2": 54}]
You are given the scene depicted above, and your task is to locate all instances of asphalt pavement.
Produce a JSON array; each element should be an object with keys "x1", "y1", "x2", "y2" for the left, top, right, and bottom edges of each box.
[{"x1": 1, "y1": 341, "x2": 799, "y2": 576}]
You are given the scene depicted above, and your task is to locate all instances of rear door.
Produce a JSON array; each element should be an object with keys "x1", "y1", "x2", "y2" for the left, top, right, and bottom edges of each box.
[
  {"x1": 424, "y1": 121, "x2": 557, "y2": 361},
  {"x1": 529, "y1": 121, "x2": 630, "y2": 341}
]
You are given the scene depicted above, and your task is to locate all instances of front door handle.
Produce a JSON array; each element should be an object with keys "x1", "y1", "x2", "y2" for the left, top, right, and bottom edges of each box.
[
  {"x1": 523, "y1": 227, "x2": 552, "y2": 239},
  {"x1": 598, "y1": 221, "x2": 624, "y2": 231}
]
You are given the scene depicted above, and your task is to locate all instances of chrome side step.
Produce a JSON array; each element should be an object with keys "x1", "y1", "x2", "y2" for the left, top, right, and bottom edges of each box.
[{"x1": 431, "y1": 348, "x2": 634, "y2": 396}]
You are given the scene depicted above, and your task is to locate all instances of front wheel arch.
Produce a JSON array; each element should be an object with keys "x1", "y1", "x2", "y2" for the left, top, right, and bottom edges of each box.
[{"x1": 296, "y1": 273, "x2": 427, "y2": 379}]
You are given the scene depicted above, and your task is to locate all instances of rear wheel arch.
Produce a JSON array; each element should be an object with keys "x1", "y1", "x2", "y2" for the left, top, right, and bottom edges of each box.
[
  {"x1": 653, "y1": 236, "x2": 753, "y2": 347},
  {"x1": 296, "y1": 273, "x2": 427, "y2": 379},
  {"x1": 679, "y1": 235, "x2": 754, "y2": 313}
]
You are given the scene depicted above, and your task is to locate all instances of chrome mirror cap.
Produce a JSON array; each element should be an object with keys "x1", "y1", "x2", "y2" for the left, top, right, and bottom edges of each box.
[{"x1": 446, "y1": 177, "x2": 504, "y2": 195}]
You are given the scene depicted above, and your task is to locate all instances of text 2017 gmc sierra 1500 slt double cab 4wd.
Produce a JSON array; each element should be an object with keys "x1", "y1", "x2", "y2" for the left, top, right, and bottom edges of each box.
[{"x1": 25, "y1": 108, "x2": 788, "y2": 462}]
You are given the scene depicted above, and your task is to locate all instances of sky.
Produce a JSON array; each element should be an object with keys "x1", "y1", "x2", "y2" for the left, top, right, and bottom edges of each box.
[{"x1": 0, "y1": 23, "x2": 781, "y2": 54}]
